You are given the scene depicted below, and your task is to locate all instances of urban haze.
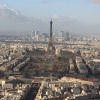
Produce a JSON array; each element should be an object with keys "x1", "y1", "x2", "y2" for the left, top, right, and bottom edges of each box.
[{"x1": 0, "y1": 0, "x2": 100, "y2": 100}]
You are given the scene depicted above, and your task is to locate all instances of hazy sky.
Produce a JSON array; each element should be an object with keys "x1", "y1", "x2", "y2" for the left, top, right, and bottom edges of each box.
[{"x1": 0, "y1": 0, "x2": 100, "y2": 34}]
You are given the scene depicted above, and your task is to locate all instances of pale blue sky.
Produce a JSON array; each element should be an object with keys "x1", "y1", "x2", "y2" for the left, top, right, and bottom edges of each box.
[
  {"x1": 0, "y1": 0, "x2": 99, "y2": 20},
  {"x1": 0, "y1": 0, "x2": 100, "y2": 34}
]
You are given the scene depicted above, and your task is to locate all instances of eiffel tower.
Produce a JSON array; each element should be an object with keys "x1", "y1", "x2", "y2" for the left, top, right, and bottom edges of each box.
[{"x1": 47, "y1": 19, "x2": 55, "y2": 54}]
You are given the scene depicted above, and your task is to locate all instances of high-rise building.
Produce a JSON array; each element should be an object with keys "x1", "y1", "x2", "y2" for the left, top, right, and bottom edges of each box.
[
  {"x1": 65, "y1": 32, "x2": 70, "y2": 41},
  {"x1": 58, "y1": 31, "x2": 64, "y2": 41},
  {"x1": 31, "y1": 31, "x2": 35, "y2": 39},
  {"x1": 35, "y1": 31, "x2": 39, "y2": 36},
  {"x1": 31, "y1": 31, "x2": 39, "y2": 41}
]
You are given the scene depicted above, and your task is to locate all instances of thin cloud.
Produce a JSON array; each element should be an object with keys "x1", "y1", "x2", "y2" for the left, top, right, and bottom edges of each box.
[
  {"x1": 0, "y1": 5, "x2": 20, "y2": 19},
  {"x1": 52, "y1": 14, "x2": 61, "y2": 19},
  {"x1": 42, "y1": 0, "x2": 63, "y2": 3},
  {"x1": 0, "y1": 5, "x2": 48, "y2": 32},
  {"x1": 90, "y1": 0, "x2": 100, "y2": 3},
  {"x1": 0, "y1": 5, "x2": 100, "y2": 34},
  {"x1": 43, "y1": 0, "x2": 100, "y2": 4}
]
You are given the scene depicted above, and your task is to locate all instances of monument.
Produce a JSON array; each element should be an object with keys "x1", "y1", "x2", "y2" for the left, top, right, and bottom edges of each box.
[{"x1": 47, "y1": 19, "x2": 55, "y2": 54}]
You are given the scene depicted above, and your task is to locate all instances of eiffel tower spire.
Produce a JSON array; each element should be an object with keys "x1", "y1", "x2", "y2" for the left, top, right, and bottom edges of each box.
[{"x1": 50, "y1": 18, "x2": 53, "y2": 44}]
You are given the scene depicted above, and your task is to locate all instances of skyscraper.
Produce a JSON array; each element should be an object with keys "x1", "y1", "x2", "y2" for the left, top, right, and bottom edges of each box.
[{"x1": 66, "y1": 32, "x2": 70, "y2": 41}]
